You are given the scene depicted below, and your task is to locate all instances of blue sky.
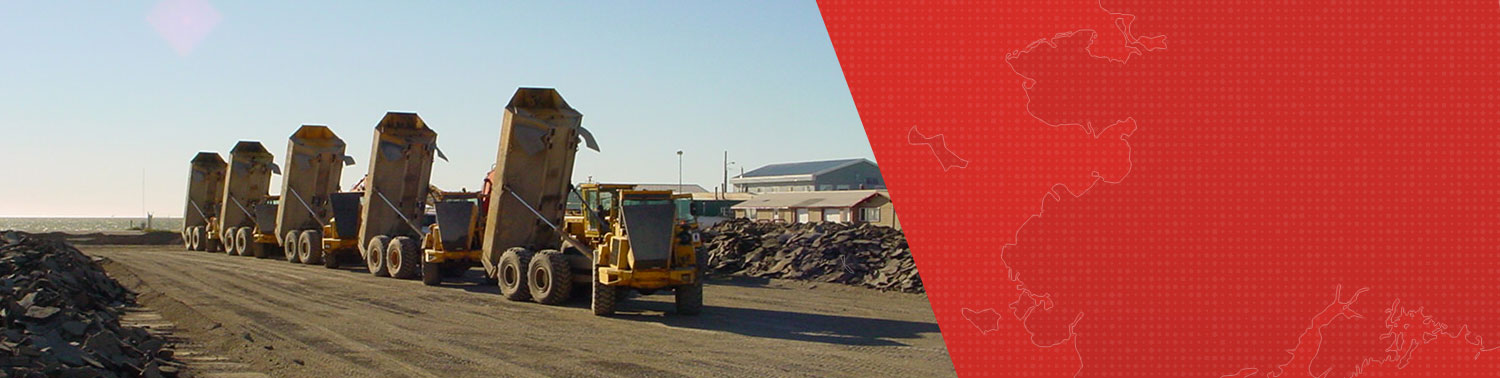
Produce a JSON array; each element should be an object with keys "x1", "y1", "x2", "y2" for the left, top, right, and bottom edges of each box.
[{"x1": 0, "y1": 1, "x2": 870, "y2": 217}]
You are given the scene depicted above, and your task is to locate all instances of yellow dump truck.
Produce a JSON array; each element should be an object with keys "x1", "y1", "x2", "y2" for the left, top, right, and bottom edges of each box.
[
  {"x1": 218, "y1": 141, "x2": 283, "y2": 259},
  {"x1": 357, "y1": 112, "x2": 438, "y2": 279},
  {"x1": 183, "y1": 152, "x2": 227, "y2": 252},
  {"x1": 275, "y1": 125, "x2": 357, "y2": 266},
  {"x1": 422, "y1": 88, "x2": 701, "y2": 315}
]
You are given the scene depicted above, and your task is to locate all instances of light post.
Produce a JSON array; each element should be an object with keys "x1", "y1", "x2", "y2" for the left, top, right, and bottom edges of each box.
[
  {"x1": 676, "y1": 150, "x2": 684, "y2": 193},
  {"x1": 723, "y1": 151, "x2": 736, "y2": 196}
]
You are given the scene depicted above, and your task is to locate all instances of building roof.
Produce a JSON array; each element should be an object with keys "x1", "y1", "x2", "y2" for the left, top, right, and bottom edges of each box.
[
  {"x1": 633, "y1": 184, "x2": 709, "y2": 193},
  {"x1": 738, "y1": 158, "x2": 872, "y2": 178},
  {"x1": 689, "y1": 192, "x2": 755, "y2": 201},
  {"x1": 731, "y1": 190, "x2": 882, "y2": 209}
]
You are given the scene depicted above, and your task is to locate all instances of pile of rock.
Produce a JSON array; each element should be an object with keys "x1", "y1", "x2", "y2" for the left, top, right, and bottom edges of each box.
[
  {"x1": 702, "y1": 219, "x2": 922, "y2": 293},
  {"x1": 0, "y1": 231, "x2": 180, "y2": 377}
]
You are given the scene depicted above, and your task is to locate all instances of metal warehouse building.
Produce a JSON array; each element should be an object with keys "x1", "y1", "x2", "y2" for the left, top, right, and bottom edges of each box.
[{"x1": 730, "y1": 158, "x2": 885, "y2": 194}]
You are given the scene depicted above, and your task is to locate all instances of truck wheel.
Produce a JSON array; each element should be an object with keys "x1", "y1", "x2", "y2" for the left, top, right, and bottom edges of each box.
[
  {"x1": 592, "y1": 269, "x2": 616, "y2": 316},
  {"x1": 232, "y1": 227, "x2": 249, "y2": 256},
  {"x1": 498, "y1": 248, "x2": 534, "y2": 301},
  {"x1": 387, "y1": 236, "x2": 421, "y2": 279},
  {"x1": 366, "y1": 236, "x2": 391, "y2": 277},
  {"x1": 675, "y1": 280, "x2": 703, "y2": 315},
  {"x1": 284, "y1": 231, "x2": 302, "y2": 263},
  {"x1": 528, "y1": 250, "x2": 573, "y2": 305},
  {"x1": 219, "y1": 227, "x2": 233, "y2": 255},
  {"x1": 183, "y1": 228, "x2": 193, "y2": 250},
  {"x1": 422, "y1": 259, "x2": 441, "y2": 286},
  {"x1": 300, "y1": 230, "x2": 324, "y2": 266},
  {"x1": 189, "y1": 227, "x2": 203, "y2": 251}
]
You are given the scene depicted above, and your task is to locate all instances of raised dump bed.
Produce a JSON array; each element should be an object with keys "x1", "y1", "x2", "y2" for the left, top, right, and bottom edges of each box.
[
  {"x1": 357, "y1": 112, "x2": 438, "y2": 279},
  {"x1": 218, "y1": 141, "x2": 281, "y2": 258},
  {"x1": 421, "y1": 88, "x2": 597, "y2": 287},
  {"x1": 182, "y1": 152, "x2": 227, "y2": 252},
  {"x1": 275, "y1": 125, "x2": 352, "y2": 266}
]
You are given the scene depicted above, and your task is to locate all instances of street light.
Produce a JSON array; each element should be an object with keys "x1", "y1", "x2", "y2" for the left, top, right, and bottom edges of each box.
[{"x1": 676, "y1": 150, "x2": 684, "y2": 194}]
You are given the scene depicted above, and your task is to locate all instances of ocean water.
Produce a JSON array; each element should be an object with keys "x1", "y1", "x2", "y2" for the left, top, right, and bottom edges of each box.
[{"x1": 0, "y1": 217, "x2": 185, "y2": 233}]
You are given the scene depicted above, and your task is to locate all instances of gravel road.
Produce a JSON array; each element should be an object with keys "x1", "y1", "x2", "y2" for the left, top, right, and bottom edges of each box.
[{"x1": 87, "y1": 245, "x2": 953, "y2": 377}]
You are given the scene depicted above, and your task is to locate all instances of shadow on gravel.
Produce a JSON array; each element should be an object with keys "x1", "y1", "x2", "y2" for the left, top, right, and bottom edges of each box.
[{"x1": 614, "y1": 300, "x2": 939, "y2": 346}]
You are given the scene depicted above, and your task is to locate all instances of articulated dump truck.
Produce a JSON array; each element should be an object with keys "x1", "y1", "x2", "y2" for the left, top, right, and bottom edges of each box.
[
  {"x1": 183, "y1": 152, "x2": 227, "y2": 252},
  {"x1": 275, "y1": 125, "x2": 358, "y2": 268},
  {"x1": 358, "y1": 112, "x2": 439, "y2": 279},
  {"x1": 423, "y1": 88, "x2": 703, "y2": 316},
  {"x1": 218, "y1": 141, "x2": 284, "y2": 259}
]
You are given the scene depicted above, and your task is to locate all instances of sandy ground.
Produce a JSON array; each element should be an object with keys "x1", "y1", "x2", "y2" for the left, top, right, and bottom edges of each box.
[{"x1": 87, "y1": 245, "x2": 953, "y2": 377}]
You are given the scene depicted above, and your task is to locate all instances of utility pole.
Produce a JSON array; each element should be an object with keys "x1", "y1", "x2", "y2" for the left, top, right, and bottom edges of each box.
[
  {"x1": 722, "y1": 151, "x2": 729, "y2": 198},
  {"x1": 677, "y1": 150, "x2": 684, "y2": 194}
]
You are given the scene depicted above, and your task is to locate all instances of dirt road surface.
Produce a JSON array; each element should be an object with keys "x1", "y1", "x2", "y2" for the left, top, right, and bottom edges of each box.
[{"x1": 87, "y1": 246, "x2": 953, "y2": 377}]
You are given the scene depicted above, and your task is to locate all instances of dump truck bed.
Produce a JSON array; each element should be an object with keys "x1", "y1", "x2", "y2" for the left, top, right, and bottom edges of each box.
[
  {"x1": 218, "y1": 141, "x2": 275, "y2": 233},
  {"x1": 481, "y1": 88, "x2": 595, "y2": 254},
  {"x1": 276, "y1": 125, "x2": 349, "y2": 242},
  {"x1": 184, "y1": 152, "x2": 227, "y2": 229},
  {"x1": 356, "y1": 112, "x2": 437, "y2": 253}
]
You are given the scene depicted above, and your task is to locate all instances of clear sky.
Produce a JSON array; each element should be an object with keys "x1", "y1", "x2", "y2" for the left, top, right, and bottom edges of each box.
[{"x1": 0, "y1": 1, "x2": 871, "y2": 217}]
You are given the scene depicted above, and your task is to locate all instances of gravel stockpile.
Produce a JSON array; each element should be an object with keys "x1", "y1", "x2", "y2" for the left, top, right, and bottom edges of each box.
[
  {"x1": 0, "y1": 231, "x2": 180, "y2": 377},
  {"x1": 702, "y1": 219, "x2": 922, "y2": 293}
]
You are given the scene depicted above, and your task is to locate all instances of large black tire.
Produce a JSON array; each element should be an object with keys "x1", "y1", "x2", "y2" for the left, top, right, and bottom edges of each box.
[
  {"x1": 300, "y1": 230, "x2": 324, "y2": 266},
  {"x1": 219, "y1": 227, "x2": 234, "y2": 255},
  {"x1": 231, "y1": 227, "x2": 248, "y2": 256},
  {"x1": 366, "y1": 236, "x2": 390, "y2": 277},
  {"x1": 422, "y1": 259, "x2": 441, "y2": 286},
  {"x1": 675, "y1": 280, "x2": 704, "y2": 315},
  {"x1": 183, "y1": 228, "x2": 193, "y2": 250},
  {"x1": 189, "y1": 227, "x2": 203, "y2": 251},
  {"x1": 592, "y1": 268, "x2": 616, "y2": 316},
  {"x1": 527, "y1": 250, "x2": 573, "y2": 305},
  {"x1": 497, "y1": 248, "x2": 534, "y2": 301},
  {"x1": 284, "y1": 231, "x2": 302, "y2": 263},
  {"x1": 387, "y1": 236, "x2": 421, "y2": 279}
]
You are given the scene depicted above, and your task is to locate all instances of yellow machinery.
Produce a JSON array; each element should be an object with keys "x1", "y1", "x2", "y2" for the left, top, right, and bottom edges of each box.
[
  {"x1": 217, "y1": 141, "x2": 284, "y2": 258},
  {"x1": 566, "y1": 183, "x2": 705, "y2": 316},
  {"x1": 357, "y1": 112, "x2": 438, "y2": 279},
  {"x1": 275, "y1": 125, "x2": 357, "y2": 266},
  {"x1": 183, "y1": 152, "x2": 227, "y2": 252},
  {"x1": 424, "y1": 88, "x2": 600, "y2": 296}
]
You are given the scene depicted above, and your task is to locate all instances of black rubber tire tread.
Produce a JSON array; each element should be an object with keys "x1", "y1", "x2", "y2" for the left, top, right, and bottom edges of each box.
[
  {"x1": 232, "y1": 227, "x2": 249, "y2": 256},
  {"x1": 592, "y1": 268, "x2": 616, "y2": 316},
  {"x1": 387, "y1": 236, "x2": 421, "y2": 279},
  {"x1": 675, "y1": 279, "x2": 704, "y2": 315},
  {"x1": 498, "y1": 248, "x2": 534, "y2": 301},
  {"x1": 188, "y1": 227, "x2": 202, "y2": 251},
  {"x1": 300, "y1": 230, "x2": 324, "y2": 266},
  {"x1": 527, "y1": 250, "x2": 573, "y2": 305},
  {"x1": 284, "y1": 231, "x2": 302, "y2": 263},
  {"x1": 221, "y1": 227, "x2": 235, "y2": 255},
  {"x1": 183, "y1": 228, "x2": 193, "y2": 250},
  {"x1": 366, "y1": 236, "x2": 391, "y2": 277},
  {"x1": 421, "y1": 259, "x2": 441, "y2": 286}
]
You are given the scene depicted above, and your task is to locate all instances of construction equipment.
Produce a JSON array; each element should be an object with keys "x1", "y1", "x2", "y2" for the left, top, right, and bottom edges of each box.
[
  {"x1": 423, "y1": 88, "x2": 701, "y2": 315},
  {"x1": 422, "y1": 88, "x2": 594, "y2": 289},
  {"x1": 182, "y1": 152, "x2": 227, "y2": 252},
  {"x1": 275, "y1": 125, "x2": 358, "y2": 266},
  {"x1": 218, "y1": 141, "x2": 283, "y2": 259},
  {"x1": 357, "y1": 112, "x2": 438, "y2": 279},
  {"x1": 565, "y1": 183, "x2": 705, "y2": 315}
]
